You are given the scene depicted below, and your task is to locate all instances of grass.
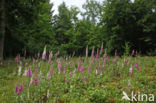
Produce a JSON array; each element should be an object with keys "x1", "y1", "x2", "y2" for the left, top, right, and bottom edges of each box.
[{"x1": 0, "y1": 56, "x2": 156, "y2": 103}]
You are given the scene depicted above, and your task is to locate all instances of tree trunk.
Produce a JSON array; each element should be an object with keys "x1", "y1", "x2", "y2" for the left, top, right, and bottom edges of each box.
[{"x1": 0, "y1": 0, "x2": 5, "y2": 60}]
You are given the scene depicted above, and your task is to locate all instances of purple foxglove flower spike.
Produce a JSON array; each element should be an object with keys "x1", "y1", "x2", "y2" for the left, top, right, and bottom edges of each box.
[
  {"x1": 115, "y1": 50, "x2": 117, "y2": 56},
  {"x1": 34, "y1": 78, "x2": 38, "y2": 85},
  {"x1": 27, "y1": 67, "x2": 32, "y2": 77},
  {"x1": 65, "y1": 77, "x2": 69, "y2": 83},
  {"x1": 18, "y1": 85, "x2": 22, "y2": 91},
  {"x1": 24, "y1": 50, "x2": 26, "y2": 57},
  {"x1": 14, "y1": 87, "x2": 18, "y2": 94},
  {"x1": 80, "y1": 66, "x2": 85, "y2": 72},
  {"x1": 48, "y1": 51, "x2": 53, "y2": 64},
  {"x1": 86, "y1": 45, "x2": 88, "y2": 58},
  {"x1": 131, "y1": 50, "x2": 135, "y2": 56},
  {"x1": 91, "y1": 47, "x2": 95, "y2": 57}
]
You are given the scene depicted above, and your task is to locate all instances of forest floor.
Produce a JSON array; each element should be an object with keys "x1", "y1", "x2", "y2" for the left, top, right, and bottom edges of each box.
[{"x1": 0, "y1": 56, "x2": 156, "y2": 103}]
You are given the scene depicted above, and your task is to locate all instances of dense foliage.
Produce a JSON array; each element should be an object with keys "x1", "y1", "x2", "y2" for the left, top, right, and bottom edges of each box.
[{"x1": 0, "y1": 0, "x2": 156, "y2": 59}]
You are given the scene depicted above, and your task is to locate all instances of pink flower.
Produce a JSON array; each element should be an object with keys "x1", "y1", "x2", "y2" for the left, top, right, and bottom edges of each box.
[
  {"x1": 15, "y1": 55, "x2": 20, "y2": 63},
  {"x1": 102, "y1": 63, "x2": 105, "y2": 69},
  {"x1": 70, "y1": 72, "x2": 72, "y2": 76},
  {"x1": 34, "y1": 78, "x2": 38, "y2": 85},
  {"x1": 132, "y1": 50, "x2": 135, "y2": 56},
  {"x1": 14, "y1": 85, "x2": 23, "y2": 95},
  {"x1": 135, "y1": 63, "x2": 138, "y2": 68},
  {"x1": 98, "y1": 67, "x2": 101, "y2": 74},
  {"x1": 80, "y1": 66, "x2": 85, "y2": 72},
  {"x1": 58, "y1": 63, "x2": 62, "y2": 71},
  {"x1": 54, "y1": 51, "x2": 59, "y2": 59},
  {"x1": 48, "y1": 51, "x2": 52, "y2": 64},
  {"x1": 111, "y1": 68, "x2": 113, "y2": 73},
  {"x1": 83, "y1": 77, "x2": 87, "y2": 83},
  {"x1": 14, "y1": 87, "x2": 19, "y2": 94},
  {"x1": 86, "y1": 45, "x2": 88, "y2": 58},
  {"x1": 42, "y1": 53, "x2": 46, "y2": 60},
  {"x1": 19, "y1": 85, "x2": 23, "y2": 92},
  {"x1": 29, "y1": 79, "x2": 33, "y2": 86},
  {"x1": 65, "y1": 77, "x2": 69, "y2": 83},
  {"x1": 91, "y1": 47, "x2": 95, "y2": 57},
  {"x1": 50, "y1": 68, "x2": 54, "y2": 76},
  {"x1": 27, "y1": 67, "x2": 32, "y2": 77},
  {"x1": 115, "y1": 50, "x2": 117, "y2": 56}
]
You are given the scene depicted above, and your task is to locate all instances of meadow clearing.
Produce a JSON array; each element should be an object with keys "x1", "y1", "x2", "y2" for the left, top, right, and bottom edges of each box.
[{"x1": 0, "y1": 49, "x2": 156, "y2": 103}]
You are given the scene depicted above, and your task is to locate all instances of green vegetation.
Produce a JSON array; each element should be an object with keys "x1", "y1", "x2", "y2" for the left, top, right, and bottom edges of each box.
[{"x1": 0, "y1": 54, "x2": 156, "y2": 102}]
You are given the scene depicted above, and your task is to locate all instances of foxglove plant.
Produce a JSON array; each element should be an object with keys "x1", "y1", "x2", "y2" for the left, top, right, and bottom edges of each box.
[
  {"x1": 91, "y1": 46, "x2": 95, "y2": 57},
  {"x1": 15, "y1": 55, "x2": 20, "y2": 63},
  {"x1": 115, "y1": 49, "x2": 117, "y2": 56},
  {"x1": 24, "y1": 50, "x2": 26, "y2": 57},
  {"x1": 29, "y1": 78, "x2": 33, "y2": 86},
  {"x1": 34, "y1": 78, "x2": 38, "y2": 85},
  {"x1": 54, "y1": 51, "x2": 59, "y2": 59},
  {"x1": 14, "y1": 84, "x2": 23, "y2": 95},
  {"x1": 111, "y1": 68, "x2": 113, "y2": 73},
  {"x1": 58, "y1": 62, "x2": 62, "y2": 74},
  {"x1": 131, "y1": 50, "x2": 135, "y2": 56},
  {"x1": 80, "y1": 66, "x2": 85, "y2": 72},
  {"x1": 65, "y1": 77, "x2": 69, "y2": 83},
  {"x1": 19, "y1": 85, "x2": 23, "y2": 91},
  {"x1": 86, "y1": 45, "x2": 88, "y2": 58},
  {"x1": 102, "y1": 63, "x2": 105, "y2": 69},
  {"x1": 14, "y1": 87, "x2": 20, "y2": 95},
  {"x1": 48, "y1": 51, "x2": 52, "y2": 64},
  {"x1": 98, "y1": 67, "x2": 101, "y2": 75},
  {"x1": 42, "y1": 45, "x2": 47, "y2": 60},
  {"x1": 27, "y1": 67, "x2": 32, "y2": 77}
]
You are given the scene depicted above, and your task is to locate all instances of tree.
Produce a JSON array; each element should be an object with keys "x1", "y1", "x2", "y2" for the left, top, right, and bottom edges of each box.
[
  {"x1": 4, "y1": 0, "x2": 54, "y2": 56},
  {"x1": 0, "y1": 0, "x2": 5, "y2": 60},
  {"x1": 54, "y1": 2, "x2": 72, "y2": 45},
  {"x1": 82, "y1": 0, "x2": 102, "y2": 24}
]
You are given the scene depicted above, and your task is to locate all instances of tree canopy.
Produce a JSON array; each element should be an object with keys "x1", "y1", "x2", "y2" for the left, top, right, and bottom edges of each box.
[{"x1": 0, "y1": 0, "x2": 156, "y2": 59}]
